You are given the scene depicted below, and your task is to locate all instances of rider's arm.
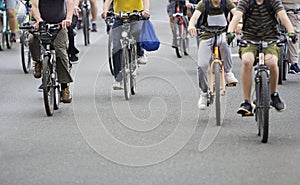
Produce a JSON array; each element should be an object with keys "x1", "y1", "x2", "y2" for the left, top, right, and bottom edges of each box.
[
  {"x1": 188, "y1": 9, "x2": 201, "y2": 37},
  {"x1": 227, "y1": 10, "x2": 243, "y2": 33},
  {"x1": 31, "y1": 0, "x2": 43, "y2": 23},
  {"x1": 142, "y1": 0, "x2": 150, "y2": 17},
  {"x1": 277, "y1": 9, "x2": 295, "y2": 33},
  {"x1": 102, "y1": 0, "x2": 113, "y2": 19},
  {"x1": 62, "y1": 0, "x2": 74, "y2": 29}
]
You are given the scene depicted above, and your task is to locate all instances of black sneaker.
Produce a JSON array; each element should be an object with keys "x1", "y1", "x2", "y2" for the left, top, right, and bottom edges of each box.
[
  {"x1": 91, "y1": 23, "x2": 97, "y2": 32},
  {"x1": 270, "y1": 92, "x2": 286, "y2": 112},
  {"x1": 289, "y1": 63, "x2": 300, "y2": 74},
  {"x1": 10, "y1": 33, "x2": 16, "y2": 43},
  {"x1": 237, "y1": 101, "x2": 253, "y2": 116}
]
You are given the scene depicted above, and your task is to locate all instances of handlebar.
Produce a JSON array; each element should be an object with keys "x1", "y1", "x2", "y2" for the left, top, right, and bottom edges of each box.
[
  {"x1": 286, "y1": 7, "x2": 300, "y2": 14},
  {"x1": 107, "y1": 10, "x2": 148, "y2": 21},
  {"x1": 197, "y1": 26, "x2": 227, "y2": 35},
  {"x1": 237, "y1": 37, "x2": 288, "y2": 48}
]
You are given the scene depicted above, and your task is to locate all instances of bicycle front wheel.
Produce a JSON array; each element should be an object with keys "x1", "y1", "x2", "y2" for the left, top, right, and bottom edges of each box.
[
  {"x1": 130, "y1": 44, "x2": 137, "y2": 95},
  {"x1": 173, "y1": 17, "x2": 183, "y2": 58},
  {"x1": 214, "y1": 62, "x2": 221, "y2": 126},
  {"x1": 256, "y1": 71, "x2": 270, "y2": 143},
  {"x1": 42, "y1": 56, "x2": 55, "y2": 116},
  {"x1": 122, "y1": 48, "x2": 131, "y2": 100},
  {"x1": 278, "y1": 46, "x2": 284, "y2": 85},
  {"x1": 108, "y1": 29, "x2": 114, "y2": 75},
  {"x1": 20, "y1": 31, "x2": 31, "y2": 73},
  {"x1": 82, "y1": 8, "x2": 90, "y2": 46}
]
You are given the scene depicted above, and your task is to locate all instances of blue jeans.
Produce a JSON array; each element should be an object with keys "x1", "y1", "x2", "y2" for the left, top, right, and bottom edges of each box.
[{"x1": 112, "y1": 19, "x2": 144, "y2": 80}]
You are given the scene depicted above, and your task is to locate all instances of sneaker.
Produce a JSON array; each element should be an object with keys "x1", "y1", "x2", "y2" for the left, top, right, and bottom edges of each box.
[
  {"x1": 289, "y1": 63, "x2": 300, "y2": 74},
  {"x1": 61, "y1": 87, "x2": 72, "y2": 103},
  {"x1": 69, "y1": 53, "x2": 79, "y2": 63},
  {"x1": 33, "y1": 62, "x2": 42, "y2": 78},
  {"x1": 91, "y1": 23, "x2": 97, "y2": 32},
  {"x1": 10, "y1": 33, "x2": 16, "y2": 43},
  {"x1": 137, "y1": 55, "x2": 148, "y2": 65},
  {"x1": 270, "y1": 92, "x2": 286, "y2": 112},
  {"x1": 198, "y1": 93, "x2": 208, "y2": 110},
  {"x1": 225, "y1": 72, "x2": 238, "y2": 85},
  {"x1": 112, "y1": 80, "x2": 123, "y2": 90},
  {"x1": 237, "y1": 101, "x2": 253, "y2": 116}
]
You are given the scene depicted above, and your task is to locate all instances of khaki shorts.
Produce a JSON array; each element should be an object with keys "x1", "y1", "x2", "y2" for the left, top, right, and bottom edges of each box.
[{"x1": 239, "y1": 44, "x2": 280, "y2": 60}]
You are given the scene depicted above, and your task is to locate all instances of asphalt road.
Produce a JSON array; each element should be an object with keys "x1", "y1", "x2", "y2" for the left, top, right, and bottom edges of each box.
[{"x1": 0, "y1": 1, "x2": 300, "y2": 185}]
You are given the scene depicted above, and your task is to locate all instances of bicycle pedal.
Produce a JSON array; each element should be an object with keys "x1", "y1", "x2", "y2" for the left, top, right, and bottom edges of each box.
[{"x1": 226, "y1": 83, "x2": 237, "y2": 87}]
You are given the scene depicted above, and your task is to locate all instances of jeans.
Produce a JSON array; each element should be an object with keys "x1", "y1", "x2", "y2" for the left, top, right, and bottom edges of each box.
[{"x1": 112, "y1": 19, "x2": 144, "y2": 81}]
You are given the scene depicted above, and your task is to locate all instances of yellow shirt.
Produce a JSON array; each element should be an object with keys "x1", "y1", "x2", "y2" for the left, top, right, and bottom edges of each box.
[{"x1": 114, "y1": 0, "x2": 144, "y2": 13}]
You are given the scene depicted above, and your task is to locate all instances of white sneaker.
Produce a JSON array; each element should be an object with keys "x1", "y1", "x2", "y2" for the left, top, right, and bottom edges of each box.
[
  {"x1": 225, "y1": 72, "x2": 238, "y2": 85},
  {"x1": 137, "y1": 55, "x2": 148, "y2": 65},
  {"x1": 112, "y1": 80, "x2": 123, "y2": 90},
  {"x1": 198, "y1": 93, "x2": 208, "y2": 110}
]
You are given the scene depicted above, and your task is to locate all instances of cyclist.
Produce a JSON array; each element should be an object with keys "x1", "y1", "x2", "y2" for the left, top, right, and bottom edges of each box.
[
  {"x1": 102, "y1": 0, "x2": 150, "y2": 90},
  {"x1": 29, "y1": 0, "x2": 74, "y2": 103},
  {"x1": 188, "y1": 0, "x2": 239, "y2": 110},
  {"x1": 68, "y1": 0, "x2": 80, "y2": 62},
  {"x1": 77, "y1": 0, "x2": 98, "y2": 32},
  {"x1": 167, "y1": 0, "x2": 188, "y2": 48},
  {"x1": 226, "y1": 0, "x2": 297, "y2": 115},
  {"x1": 6, "y1": 0, "x2": 18, "y2": 42},
  {"x1": 282, "y1": 0, "x2": 300, "y2": 74}
]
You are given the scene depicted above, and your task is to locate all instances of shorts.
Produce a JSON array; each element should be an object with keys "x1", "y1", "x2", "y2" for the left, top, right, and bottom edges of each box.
[
  {"x1": 167, "y1": 0, "x2": 186, "y2": 17},
  {"x1": 6, "y1": 0, "x2": 18, "y2": 10},
  {"x1": 239, "y1": 43, "x2": 280, "y2": 60}
]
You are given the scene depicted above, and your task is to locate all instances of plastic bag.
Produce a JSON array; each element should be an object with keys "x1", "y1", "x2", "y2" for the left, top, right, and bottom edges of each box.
[{"x1": 139, "y1": 19, "x2": 160, "y2": 51}]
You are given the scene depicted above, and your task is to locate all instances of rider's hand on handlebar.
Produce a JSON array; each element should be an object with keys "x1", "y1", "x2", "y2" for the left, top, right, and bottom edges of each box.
[
  {"x1": 188, "y1": 26, "x2": 197, "y2": 37},
  {"x1": 287, "y1": 33, "x2": 298, "y2": 44},
  {"x1": 101, "y1": 11, "x2": 108, "y2": 20},
  {"x1": 62, "y1": 19, "x2": 72, "y2": 30},
  {"x1": 226, "y1": 32, "x2": 235, "y2": 45},
  {"x1": 142, "y1": 9, "x2": 150, "y2": 18}
]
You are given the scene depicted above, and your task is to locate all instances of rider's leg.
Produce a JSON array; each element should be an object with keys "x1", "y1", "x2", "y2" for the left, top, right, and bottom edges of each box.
[
  {"x1": 28, "y1": 34, "x2": 42, "y2": 78},
  {"x1": 7, "y1": 8, "x2": 17, "y2": 42},
  {"x1": 219, "y1": 33, "x2": 238, "y2": 84},
  {"x1": 287, "y1": 13, "x2": 300, "y2": 74},
  {"x1": 241, "y1": 52, "x2": 255, "y2": 101},
  {"x1": 197, "y1": 38, "x2": 213, "y2": 109},
  {"x1": 89, "y1": 0, "x2": 98, "y2": 32}
]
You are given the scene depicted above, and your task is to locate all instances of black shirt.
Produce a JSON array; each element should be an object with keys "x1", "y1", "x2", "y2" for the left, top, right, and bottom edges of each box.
[{"x1": 39, "y1": 0, "x2": 66, "y2": 24}]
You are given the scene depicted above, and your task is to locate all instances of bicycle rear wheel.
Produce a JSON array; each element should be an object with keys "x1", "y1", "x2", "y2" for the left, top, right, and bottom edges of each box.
[
  {"x1": 130, "y1": 44, "x2": 137, "y2": 95},
  {"x1": 256, "y1": 71, "x2": 270, "y2": 143},
  {"x1": 122, "y1": 48, "x2": 131, "y2": 100},
  {"x1": 282, "y1": 44, "x2": 288, "y2": 81},
  {"x1": 82, "y1": 8, "x2": 90, "y2": 46},
  {"x1": 173, "y1": 17, "x2": 183, "y2": 58},
  {"x1": 5, "y1": 32, "x2": 11, "y2": 49},
  {"x1": 214, "y1": 62, "x2": 221, "y2": 126},
  {"x1": 20, "y1": 31, "x2": 31, "y2": 73},
  {"x1": 182, "y1": 18, "x2": 189, "y2": 56},
  {"x1": 108, "y1": 29, "x2": 114, "y2": 75},
  {"x1": 42, "y1": 56, "x2": 55, "y2": 116}
]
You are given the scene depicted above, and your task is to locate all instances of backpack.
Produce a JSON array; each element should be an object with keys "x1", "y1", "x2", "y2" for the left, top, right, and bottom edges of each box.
[
  {"x1": 243, "y1": 0, "x2": 275, "y2": 27},
  {"x1": 198, "y1": 0, "x2": 228, "y2": 26}
]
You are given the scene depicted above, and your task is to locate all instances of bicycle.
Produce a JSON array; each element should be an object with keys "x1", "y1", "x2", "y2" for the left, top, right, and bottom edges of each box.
[
  {"x1": 20, "y1": 22, "x2": 63, "y2": 116},
  {"x1": 19, "y1": 0, "x2": 32, "y2": 73},
  {"x1": 172, "y1": 0, "x2": 189, "y2": 58},
  {"x1": 81, "y1": 0, "x2": 90, "y2": 46},
  {"x1": 0, "y1": 0, "x2": 12, "y2": 51},
  {"x1": 114, "y1": 11, "x2": 144, "y2": 100},
  {"x1": 277, "y1": 7, "x2": 300, "y2": 84},
  {"x1": 238, "y1": 37, "x2": 287, "y2": 143},
  {"x1": 198, "y1": 26, "x2": 236, "y2": 126},
  {"x1": 106, "y1": 11, "x2": 115, "y2": 76}
]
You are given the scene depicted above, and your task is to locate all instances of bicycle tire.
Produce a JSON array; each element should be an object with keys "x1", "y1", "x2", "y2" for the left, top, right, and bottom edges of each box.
[
  {"x1": 82, "y1": 8, "x2": 90, "y2": 46},
  {"x1": 130, "y1": 44, "x2": 137, "y2": 95},
  {"x1": 0, "y1": 16, "x2": 4, "y2": 51},
  {"x1": 282, "y1": 44, "x2": 288, "y2": 80},
  {"x1": 42, "y1": 56, "x2": 55, "y2": 116},
  {"x1": 5, "y1": 32, "x2": 11, "y2": 49},
  {"x1": 20, "y1": 31, "x2": 31, "y2": 73},
  {"x1": 183, "y1": 18, "x2": 189, "y2": 56},
  {"x1": 256, "y1": 71, "x2": 269, "y2": 143},
  {"x1": 122, "y1": 48, "x2": 131, "y2": 100},
  {"x1": 173, "y1": 17, "x2": 183, "y2": 58},
  {"x1": 214, "y1": 61, "x2": 221, "y2": 126},
  {"x1": 108, "y1": 29, "x2": 114, "y2": 75},
  {"x1": 278, "y1": 46, "x2": 284, "y2": 85},
  {"x1": 54, "y1": 84, "x2": 60, "y2": 110}
]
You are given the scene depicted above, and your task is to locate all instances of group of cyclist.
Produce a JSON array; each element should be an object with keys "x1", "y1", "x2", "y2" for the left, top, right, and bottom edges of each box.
[
  {"x1": 1, "y1": 0, "x2": 300, "y2": 118},
  {"x1": 166, "y1": 0, "x2": 299, "y2": 117}
]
